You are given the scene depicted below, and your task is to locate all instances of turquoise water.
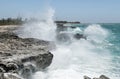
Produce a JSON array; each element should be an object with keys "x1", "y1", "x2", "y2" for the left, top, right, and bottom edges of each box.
[
  {"x1": 81, "y1": 23, "x2": 120, "y2": 78},
  {"x1": 26, "y1": 23, "x2": 120, "y2": 79},
  {"x1": 101, "y1": 23, "x2": 120, "y2": 78}
]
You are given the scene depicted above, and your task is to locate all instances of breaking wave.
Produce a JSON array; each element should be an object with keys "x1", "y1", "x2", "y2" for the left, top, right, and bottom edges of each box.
[{"x1": 16, "y1": 8, "x2": 118, "y2": 79}]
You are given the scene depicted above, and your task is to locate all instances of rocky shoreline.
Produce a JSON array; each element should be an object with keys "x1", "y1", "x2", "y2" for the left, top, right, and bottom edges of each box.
[
  {"x1": 0, "y1": 25, "x2": 110, "y2": 79},
  {"x1": 0, "y1": 28, "x2": 54, "y2": 79}
]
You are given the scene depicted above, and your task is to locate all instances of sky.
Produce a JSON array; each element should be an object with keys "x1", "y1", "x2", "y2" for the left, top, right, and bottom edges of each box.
[{"x1": 0, "y1": 0, "x2": 120, "y2": 23}]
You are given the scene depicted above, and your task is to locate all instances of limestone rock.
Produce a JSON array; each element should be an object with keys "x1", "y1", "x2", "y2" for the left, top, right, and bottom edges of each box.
[
  {"x1": 0, "y1": 32, "x2": 54, "y2": 79},
  {"x1": 3, "y1": 73, "x2": 23, "y2": 79}
]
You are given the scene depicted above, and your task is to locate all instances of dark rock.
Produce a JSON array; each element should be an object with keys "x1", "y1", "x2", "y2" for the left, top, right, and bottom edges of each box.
[
  {"x1": 0, "y1": 73, "x2": 4, "y2": 79},
  {"x1": 0, "y1": 67, "x2": 5, "y2": 73},
  {"x1": 56, "y1": 33, "x2": 71, "y2": 43},
  {"x1": 99, "y1": 75, "x2": 110, "y2": 79},
  {"x1": 0, "y1": 31, "x2": 54, "y2": 79},
  {"x1": 21, "y1": 66, "x2": 32, "y2": 79},
  {"x1": 56, "y1": 23, "x2": 87, "y2": 43},
  {"x1": 74, "y1": 33, "x2": 86, "y2": 40},
  {"x1": 36, "y1": 52, "x2": 53, "y2": 69},
  {"x1": 84, "y1": 75, "x2": 91, "y2": 79},
  {"x1": 6, "y1": 62, "x2": 19, "y2": 72},
  {"x1": 84, "y1": 75, "x2": 110, "y2": 79},
  {"x1": 0, "y1": 63, "x2": 7, "y2": 72},
  {"x1": 56, "y1": 23, "x2": 67, "y2": 33}
]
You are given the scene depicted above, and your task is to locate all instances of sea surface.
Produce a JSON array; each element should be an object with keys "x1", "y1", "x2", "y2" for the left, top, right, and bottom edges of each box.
[{"x1": 17, "y1": 23, "x2": 120, "y2": 79}]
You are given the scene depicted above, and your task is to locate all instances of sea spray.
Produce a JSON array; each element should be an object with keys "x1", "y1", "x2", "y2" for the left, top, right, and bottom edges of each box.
[
  {"x1": 33, "y1": 24, "x2": 112, "y2": 79},
  {"x1": 16, "y1": 7, "x2": 56, "y2": 41},
  {"x1": 84, "y1": 24, "x2": 109, "y2": 43},
  {"x1": 15, "y1": 8, "x2": 115, "y2": 79}
]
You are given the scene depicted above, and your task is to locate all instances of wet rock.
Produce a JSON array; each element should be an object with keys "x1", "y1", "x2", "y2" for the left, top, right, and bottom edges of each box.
[
  {"x1": 99, "y1": 75, "x2": 110, "y2": 79},
  {"x1": 84, "y1": 75, "x2": 91, "y2": 79},
  {"x1": 0, "y1": 31, "x2": 54, "y2": 78},
  {"x1": 0, "y1": 67, "x2": 5, "y2": 73},
  {"x1": 20, "y1": 63, "x2": 36, "y2": 79},
  {"x1": 4, "y1": 73, "x2": 23, "y2": 79},
  {"x1": 36, "y1": 52, "x2": 53, "y2": 69},
  {"x1": 56, "y1": 33, "x2": 71, "y2": 43},
  {"x1": 0, "y1": 50, "x2": 53, "y2": 77},
  {"x1": 74, "y1": 33, "x2": 86, "y2": 40},
  {"x1": 21, "y1": 66, "x2": 32, "y2": 79},
  {"x1": 0, "y1": 63, "x2": 7, "y2": 72},
  {"x1": 84, "y1": 75, "x2": 110, "y2": 79},
  {"x1": 6, "y1": 62, "x2": 19, "y2": 73},
  {"x1": 23, "y1": 62, "x2": 36, "y2": 73},
  {"x1": 0, "y1": 73, "x2": 4, "y2": 79}
]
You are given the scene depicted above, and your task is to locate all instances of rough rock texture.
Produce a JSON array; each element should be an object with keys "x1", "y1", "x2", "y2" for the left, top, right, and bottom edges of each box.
[
  {"x1": 84, "y1": 75, "x2": 91, "y2": 79},
  {"x1": 0, "y1": 30, "x2": 54, "y2": 79},
  {"x1": 0, "y1": 73, "x2": 23, "y2": 79},
  {"x1": 99, "y1": 75, "x2": 110, "y2": 79},
  {"x1": 84, "y1": 75, "x2": 110, "y2": 79}
]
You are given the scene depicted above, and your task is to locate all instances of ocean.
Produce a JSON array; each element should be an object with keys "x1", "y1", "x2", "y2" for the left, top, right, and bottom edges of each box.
[
  {"x1": 28, "y1": 23, "x2": 119, "y2": 79},
  {"x1": 16, "y1": 10, "x2": 120, "y2": 78}
]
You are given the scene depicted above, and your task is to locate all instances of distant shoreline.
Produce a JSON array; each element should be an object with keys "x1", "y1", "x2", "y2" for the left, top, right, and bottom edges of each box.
[{"x1": 0, "y1": 17, "x2": 81, "y2": 26}]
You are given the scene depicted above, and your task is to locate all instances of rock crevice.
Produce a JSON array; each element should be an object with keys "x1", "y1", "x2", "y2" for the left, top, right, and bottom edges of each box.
[{"x1": 0, "y1": 31, "x2": 54, "y2": 79}]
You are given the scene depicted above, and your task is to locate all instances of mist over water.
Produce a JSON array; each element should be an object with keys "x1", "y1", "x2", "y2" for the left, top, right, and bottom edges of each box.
[
  {"x1": 16, "y1": 8, "x2": 56, "y2": 41},
  {"x1": 84, "y1": 24, "x2": 109, "y2": 43},
  {"x1": 16, "y1": 8, "x2": 119, "y2": 79},
  {"x1": 32, "y1": 24, "x2": 114, "y2": 79}
]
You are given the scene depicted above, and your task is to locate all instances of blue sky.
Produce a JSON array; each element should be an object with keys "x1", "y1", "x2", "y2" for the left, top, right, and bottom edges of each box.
[{"x1": 0, "y1": 0, "x2": 120, "y2": 23}]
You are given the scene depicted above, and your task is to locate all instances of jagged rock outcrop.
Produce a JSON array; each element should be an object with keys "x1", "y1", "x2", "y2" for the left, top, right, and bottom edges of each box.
[
  {"x1": 84, "y1": 75, "x2": 110, "y2": 79},
  {"x1": 0, "y1": 31, "x2": 54, "y2": 79},
  {"x1": 84, "y1": 75, "x2": 91, "y2": 79}
]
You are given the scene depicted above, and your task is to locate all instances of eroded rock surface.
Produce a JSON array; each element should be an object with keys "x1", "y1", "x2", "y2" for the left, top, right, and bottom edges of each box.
[
  {"x1": 0, "y1": 31, "x2": 54, "y2": 79},
  {"x1": 84, "y1": 75, "x2": 110, "y2": 79}
]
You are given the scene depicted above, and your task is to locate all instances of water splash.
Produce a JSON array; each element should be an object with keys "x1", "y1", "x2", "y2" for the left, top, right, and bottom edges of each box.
[
  {"x1": 15, "y1": 8, "x2": 115, "y2": 79},
  {"x1": 16, "y1": 7, "x2": 56, "y2": 41},
  {"x1": 32, "y1": 22, "x2": 112, "y2": 79},
  {"x1": 84, "y1": 24, "x2": 109, "y2": 43}
]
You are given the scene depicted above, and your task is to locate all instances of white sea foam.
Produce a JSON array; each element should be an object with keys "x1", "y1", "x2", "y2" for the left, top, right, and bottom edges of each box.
[
  {"x1": 32, "y1": 22, "x2": 113, "y2": 79},
  {"x1": 84, "y1": 24, "x2": 109, "y2": 43},
  {"x1": 16, "y1": 8, "x2": 116, "y2": 79},
  {"x1": 16, "y1": 7, "x2": 56, "y2": 41}
]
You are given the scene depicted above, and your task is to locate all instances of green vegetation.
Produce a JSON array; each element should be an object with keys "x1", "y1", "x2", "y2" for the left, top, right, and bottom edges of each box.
[{"x1": 0, "y1": 17, "x2": 24, "y2": 25}]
